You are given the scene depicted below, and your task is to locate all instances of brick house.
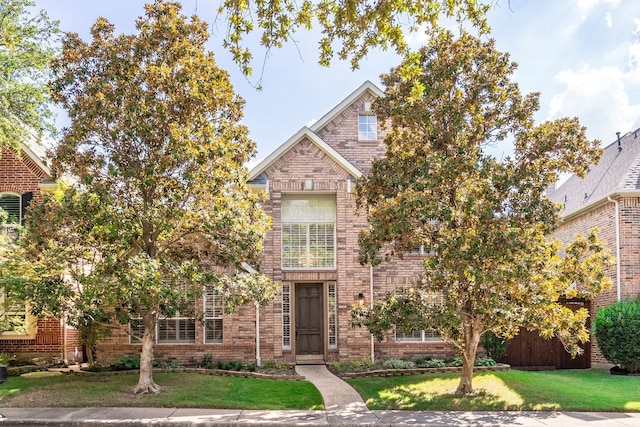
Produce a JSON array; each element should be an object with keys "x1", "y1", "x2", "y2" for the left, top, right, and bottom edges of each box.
[
  {"x1": 547, "y1": 128, "x2": 640, "y2": 365},
  {"x1": 0, "y1": 142, "x2": 79, "y2": 362},
  {"x1": 96, "y1": 81, "x2": 458, "y2": 365}
]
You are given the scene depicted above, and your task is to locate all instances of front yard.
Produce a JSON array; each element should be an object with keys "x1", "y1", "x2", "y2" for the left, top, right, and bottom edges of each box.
[
  {"x1": 348, "y1": 368, "x2": 640, "y2": 411},
  {"x1": 0, "y1": 372, "x2": 323, "y2": 409}
]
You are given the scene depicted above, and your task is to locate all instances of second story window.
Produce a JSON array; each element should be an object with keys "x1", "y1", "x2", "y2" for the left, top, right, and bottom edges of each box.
[
  {"x1": 282, "y1": 194, "x2": 336, "y2": 269},
  {"x1": 358, "y1": 114, "x2": 377, "y2": 141}
]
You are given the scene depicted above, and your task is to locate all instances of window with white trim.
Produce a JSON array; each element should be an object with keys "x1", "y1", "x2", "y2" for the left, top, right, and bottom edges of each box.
[
  {"x1": 282, "y1": 282, "x2": 291, "y2": 350},
  {"x1": 129, "y1": 308, "x2": 196, "y2": 344},
  {"x1": 358, "y1": 114, "x2": 377, "y2": 141},
  {"x1": 0, "y1": 290, "x2": 29, "y2": 336},
  {"x1": 282, "y1": 195, "x2": 336, "y2": 269},
  {"x1": 394, "y1": 285, "x2": 443, "y2": 342},
  {"x1": 0, "y1": 193, "x2": 20, "y2": 225},
  {"x1": 158, "y1": 317, "x2": 195, "y2": 343},
  {"x1": 204, "y1": 285, "x2": 223, "y2": 344},
  {"x1": 327, "y1": 282, "x2": 337, "y2": 349}
]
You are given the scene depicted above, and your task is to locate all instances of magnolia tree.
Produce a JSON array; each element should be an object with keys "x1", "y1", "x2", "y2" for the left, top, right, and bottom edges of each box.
[
  {"x1": 216, "y1": 0, "x2": 491, "y2": 76},
  {"x1": 0, "y1": 0, "x2": 58, "y2": 151},
  {"x1": 352, "y1": 31, "x2": 614, "y2": 394},
  {"x1": 15, "y1": 0, "x2": 277, "y2": 394}
]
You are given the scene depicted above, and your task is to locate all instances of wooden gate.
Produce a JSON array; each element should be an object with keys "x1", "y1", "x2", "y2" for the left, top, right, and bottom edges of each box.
[{"x1": 499, "y1": 298, "x2": 591, "y2": 369}]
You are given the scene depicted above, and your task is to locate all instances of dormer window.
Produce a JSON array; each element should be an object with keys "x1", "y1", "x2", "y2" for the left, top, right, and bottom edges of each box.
[{"x1": 358, "y1": 114, "x2": 377, "y2": 141}]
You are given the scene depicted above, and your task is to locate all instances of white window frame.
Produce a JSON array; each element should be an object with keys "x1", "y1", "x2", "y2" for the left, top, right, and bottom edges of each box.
[
  {"x1": 0, "y1": 290, "x2": 32, "y2": 338},
  {"x1": 281, "y1": 194, "x2": 336, "y2": 270},
  {"x1": 394, "y1": 285, "x2": 443, "y2": 343},
  {"x1": 129, "y1": 311, "x2": 196, "y2": 345},
  {"x1": 157, "y1": 317, "x2": 195, "y2": 344},
  {"x1": 327, "y1": 282, "x2": 337, "y2": 349},
  {"x1": 358, "y1": 114, "x2": 377, "y2": 141},
  {"x1": 204, "y1": 285, "x2": 224, "y2": 344},
  {"x1": 0, "y1": 193, "x2": 21, "y2": 226},
  {"x1": 282, "y1": 282, "x2": 291, "y2": 350}
]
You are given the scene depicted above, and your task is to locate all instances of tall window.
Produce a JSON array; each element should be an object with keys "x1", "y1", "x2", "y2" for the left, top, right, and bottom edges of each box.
[
  {"x1": 0, "y1": 290, "x2": 28, "y2": 336},
  {"x1": 395, "y1": 285, "x2": 443, "y2": 342},
  {"x1": 327, "y1": 282, "x2": 337, "y2": 349},
  {"x1": 282, "y1": 282, "x2": 291, "y2": 350},
  {"x1": 358, "y1": 114, "x2": 377, "y2": 141},
  {"x1": 282, "y1": 194, "x2": 336, "y2": 269},
  {"x1": 204, "y1": 285, "x2": 223, "y2": 344}
]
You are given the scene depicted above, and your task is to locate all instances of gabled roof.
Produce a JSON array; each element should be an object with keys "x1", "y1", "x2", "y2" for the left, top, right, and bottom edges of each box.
[
  {"x1": 248, "y1": 127, "x2": 361, "y2": 181},
  {"x1": 309, "y1": 80, "x2": 384, "y2": 133},
  {"x1": 549, "y1": 128, "x2": 640, "y2": 219},
  {"x1": 20, "y1": 142, "x2": 52, "y2": 179}
]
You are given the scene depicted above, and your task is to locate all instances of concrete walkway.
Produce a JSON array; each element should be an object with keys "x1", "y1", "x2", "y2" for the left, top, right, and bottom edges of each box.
[{"x1": 295, "y1": 364, "x2": 379, "y2": 424}]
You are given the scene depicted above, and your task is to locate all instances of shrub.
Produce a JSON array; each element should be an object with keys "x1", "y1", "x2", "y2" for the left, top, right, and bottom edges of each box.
[
  {"x1": 112, "y1": 354, "x2": 140, "y2": 370},
  {"x1": 383, "y1": 359, "x2": 415, "y2": 369},
  {"x1": 594, "y1": 298, "x2": 640, "y2": 373},
  {"x1": 415, "y1": 357, "x2": 445, "y2": 368},
  {"x1": 481, "y1": 331, "x2": 508, "y2": 360},
  {"x1": 202, "y1": 354, "x2": 214, "y2": 369},
  {"x1": 475, "y1": 357, "x2": 496, "y2": 367},
  {"x1": 0, "y1": 353, "x2": 10, "y2": 365}
]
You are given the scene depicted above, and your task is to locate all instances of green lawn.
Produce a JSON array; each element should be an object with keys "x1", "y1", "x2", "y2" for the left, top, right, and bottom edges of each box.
[
  {"x1": 0, "y1": 372, "x2": 323, "y2": 409},
  {"x1": 347, "y1": 369, "x2": 640, "y2": 412}
]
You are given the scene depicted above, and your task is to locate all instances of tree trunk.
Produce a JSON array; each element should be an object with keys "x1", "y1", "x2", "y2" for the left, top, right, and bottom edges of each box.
[
  {"x1": 455, "y1": 324, "x2": 482, "y2": 394},
  {"x1": 132, "y1": 312, "x2": 162, "y2": 394}
]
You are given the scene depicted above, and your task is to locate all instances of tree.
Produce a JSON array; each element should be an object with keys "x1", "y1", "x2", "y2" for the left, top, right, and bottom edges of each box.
[
  {"x1": 18, "y1": 0, "x2": 277, "y2": 394},
  {"x1": 217, "y1": 0, "x2": 491, "y2": 77},
  {"x1": 352, "y1": 30, "x2": 614, "y2": 394},
  {"x1": 0, "y1": 210, "x2": 29, "y2": 334},
  {"x1": 0, "y1": 0, "x2": 58, "y2": 152}
]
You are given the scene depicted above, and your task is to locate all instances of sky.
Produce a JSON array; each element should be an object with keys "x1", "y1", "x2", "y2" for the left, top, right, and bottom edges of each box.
[{"x1": 34, "y1": 0, "x2": 640, "y2": 165}]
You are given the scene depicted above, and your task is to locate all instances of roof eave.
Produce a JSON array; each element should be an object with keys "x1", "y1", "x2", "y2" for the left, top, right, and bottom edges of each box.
[
  {"x1": 559, "y1": 189, "x2": 640, "y2": 222},
  {"x1": 309, "y1": 80, "x2": 383, "y2": 133},
  {"x1": 248, "y1": 127, "x2": 362, "y2": 181}
]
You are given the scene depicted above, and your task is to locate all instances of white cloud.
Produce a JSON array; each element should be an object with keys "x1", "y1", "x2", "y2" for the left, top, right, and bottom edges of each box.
[
  {"x1": 605, "y1": 12, "x2": 613, "y2": 27},
  {"x1": 576, "y1": 0, "x2": 620, "y2": 11},
  {"x1": 634, "y1": 18, "x2": 640, "y2": 34},
  {"x1": 547, "y1": 64, "x2": 640, "y2": 143}
]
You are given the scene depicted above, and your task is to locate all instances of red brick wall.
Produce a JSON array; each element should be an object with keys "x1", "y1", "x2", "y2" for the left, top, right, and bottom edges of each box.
[
  {"x1": 96, "y1": 89, "x2": 459, "y2": 365},
  {"x1": 0, "y1": 149, "x2": 46, "y2": 197},
  {"x1": 0, "y1": 148, "x2": 70, "y2": 356},
  {"x1": 549, "y1": 198, "x2": 639, "y2": 364}
]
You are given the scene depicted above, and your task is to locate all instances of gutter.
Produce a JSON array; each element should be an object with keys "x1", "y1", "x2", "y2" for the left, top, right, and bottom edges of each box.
[
  {"x1": 370, "y1": 265, "x2": 374, "y2": 363},
  {"x1": 559, "y1": 190, "x2": 640, "y2": 223},
  {"x1": 607, "y1": 196, "x2": 622, "y2": 302}
]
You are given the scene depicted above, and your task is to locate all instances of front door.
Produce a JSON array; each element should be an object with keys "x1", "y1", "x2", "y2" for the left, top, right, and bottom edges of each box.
[{"x1": 296, "y1": 283, "x2": 324, "y2": 357}]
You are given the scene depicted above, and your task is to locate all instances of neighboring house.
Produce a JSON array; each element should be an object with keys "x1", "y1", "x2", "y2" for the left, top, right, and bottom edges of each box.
[
  {"x1": 547, "y1": 128, "x2": 640, "y2": 365},
  {"x1": 97, "y1": 81, "x2": 458, "y2": 365},
  {"x1": 0, "y1": 142, "x2": 79, "y2": 362}
]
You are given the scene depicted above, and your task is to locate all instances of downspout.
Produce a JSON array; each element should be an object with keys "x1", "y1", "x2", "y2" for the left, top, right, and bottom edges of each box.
[
  {"x1": 255, "y1": 302, "x2": 261, "y2": 367},
  {"x1": 62, "y1": 314, "x2": 68, "y2": 366},
  {"x1": 370, "y1": 265, "x2": 374, "y2": 363},
  {"x1": 607, "y1": 196, "x2": 621, "y2": 301}
]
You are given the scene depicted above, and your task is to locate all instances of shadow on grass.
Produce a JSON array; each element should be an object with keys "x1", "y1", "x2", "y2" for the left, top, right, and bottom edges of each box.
[{"x1": 349, "y1": 369, "x2": 640, "y2": 412}]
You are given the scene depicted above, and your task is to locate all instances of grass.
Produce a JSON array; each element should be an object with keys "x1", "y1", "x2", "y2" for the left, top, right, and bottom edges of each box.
[
  {"x1": 347, "y1": 368, "x2": 640, "y2": 412},
  {"x1": 0, "y1": 372, "x2": 323, "y2": 410}
]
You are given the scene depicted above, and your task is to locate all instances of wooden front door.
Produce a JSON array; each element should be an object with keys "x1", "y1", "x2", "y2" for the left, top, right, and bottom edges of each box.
[{"x1": 296, "y1": 283, "x2": 324, "y2": 356}]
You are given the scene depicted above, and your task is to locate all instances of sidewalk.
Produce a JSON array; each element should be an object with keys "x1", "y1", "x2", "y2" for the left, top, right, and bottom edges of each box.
[
  {"x1": 2, "y1": 407, "x2": 640, "y2": 426},
  {"x1": 1, "y1": 365, "x2": 639, "y2": 426}
]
